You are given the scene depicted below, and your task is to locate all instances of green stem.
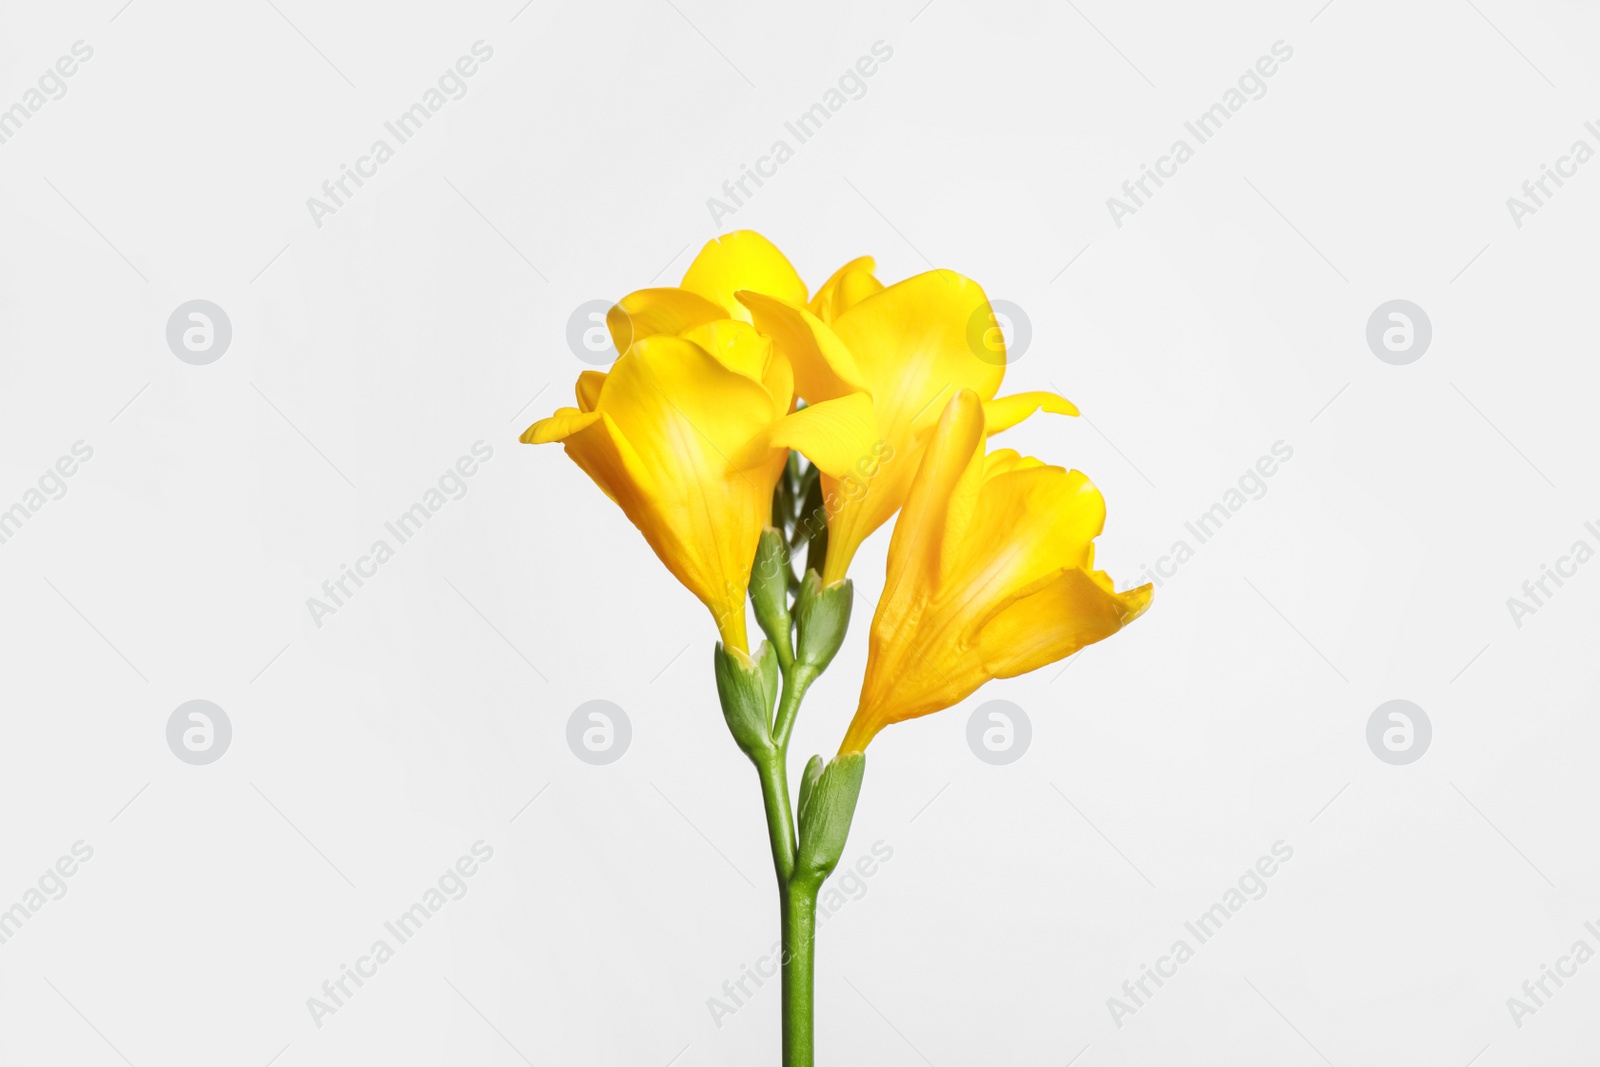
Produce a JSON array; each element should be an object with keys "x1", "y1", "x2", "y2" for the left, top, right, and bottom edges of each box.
[
  {"x1": 755, "y1": 749, "x2": 795, "y2": 883},
  {"x1": 759, "y1": 664, "x2": 820, "y2": 1063},
  {"x1": 781, "y1": 879, "x2": 819, "y2": 1067},
  {"x1": 771, "y1": 664, "x2": 816, "y2": 751}
]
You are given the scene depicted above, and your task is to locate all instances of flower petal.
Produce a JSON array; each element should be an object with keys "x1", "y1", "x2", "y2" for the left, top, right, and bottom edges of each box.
[
  {"x1": 830, "y1": 270, "x2": 1006, "y2": 439},
  {"x1": 681, "y1": 231, "x2": 807, "y2": 323},
  {"x1": 523, "y1": 406, "x2": 598, "y2": 445},
  {"x1": 576, "y1": 370, "x2": 607, "y2": 413},
  {"x1": 977, "y1": 569, "x2": 1152, "y2": 680},
  {"x1": 737, "y1": 290, "x2": 869, "y2": 401},
  {"x1": 679, "y1": 318, "x2": 771, "y2": 384},
  {"x1": 982, "y1": 448, "x2": 1045, "y2": 478},
  {"x1": 768, "y1": 393, "x2": 880, "y2": 480},
  {"x1": 528, "y1": 408, "x2": 639, "y2": 511},
  {"x1": 610, "y1": 288, "x2": 726, "y2": 352},
  {"x1": 880, "y1": 388, "x2": 987, "y2": 612},
  {"x1": 808, "y1": 256, "x2": 883, "y2": 323},
  {"x1": 982, "y1": 390, "x2": 1078, "y2": 436},
  {"x1": 680, "y1": 318, "x2": 793, "y2": 420},
  {"x1": 602, "y1": 335, "x2": 779, "y2": 476},
  {"x1": 948, "y1": 466, "x2": 1106, "y2": 616}
]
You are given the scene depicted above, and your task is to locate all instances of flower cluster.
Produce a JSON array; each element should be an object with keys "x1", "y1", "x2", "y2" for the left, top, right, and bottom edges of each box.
[
  {"x1": 526, "y1": 230, "x2": 1151, "y2": 1063},
  {"x1": 526, "y1": 230, "x2": 1149, "y2": 752}
]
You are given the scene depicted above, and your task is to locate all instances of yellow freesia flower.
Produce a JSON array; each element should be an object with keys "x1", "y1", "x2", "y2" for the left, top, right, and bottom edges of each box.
[
  {"x1": 739, "y1": 270, "x2": 1077, "y2": 585},
  {"x1": 525, "y1": 319, "x2": 874, "y2": 654},
  {"x1": 838, "y1": 389, "x2": 1151, "y2": 753}
]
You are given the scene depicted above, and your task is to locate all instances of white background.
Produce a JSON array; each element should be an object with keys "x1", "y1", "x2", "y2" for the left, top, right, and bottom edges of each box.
[{"x1": 1, "y1": 0, "x2": 1597, "y2": 1064}]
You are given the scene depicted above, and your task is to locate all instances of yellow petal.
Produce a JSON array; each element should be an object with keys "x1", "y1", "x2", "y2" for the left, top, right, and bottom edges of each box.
[
  {"x1": 523, "y1": 406, "x2": 597, "y2": 445},
  {"x1": 982, "y1": 390, "x2": 1078, "y2": 436},
  {"x1": 877, "y1": 389, "x2": 986, "y2": 615},
  {"x1": 678, "y1": 318, "x2": 771, "y2": 383},
  {"x1": 681, "y1": 231, "x2": 807, "y2": 324},
  {"x1": 610, "y1": 288, "x2": 726, "y2": 352},
  {"x1": 737, "y1": 290, "x2": 869, "y2": 401},
  {"x1": 768, "y1": 393, "x2": 880, "y2": 480},
  {"x1": 830, "y1": 270, "x2": 1006, "y2": 439},
  {"x1": 576, "y1": 370, "x2": 607, "y2": 413},
  {"x1": 530, "y1": 408, "x2": 642, "y2": 513},
  {"x1": 982, "y1": 448, "x2": 1045, "y2": 478},
  {"x1": 680, "y1": 318, "x2": 793, "y2": 420},
  {"x1": 808, "y1": 256, "x2": 884, "y2": 323},
  {"x1": 977, "y1": 570, "x2": 1151, "y2": 680},
  {"x1": 950, "y1": 466, "x2": 1106, "y2": 612},
  {"x1": 603, "y1": 335, "x2": 778, "y2": 478}
]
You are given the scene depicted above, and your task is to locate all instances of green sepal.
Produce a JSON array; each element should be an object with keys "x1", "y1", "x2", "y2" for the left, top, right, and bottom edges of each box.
[
  {"x1": 794, "y1": 571, "x2": 852, "y2": 673},
  {"x1": 749, "y1": 528, "x2": 794, "y2": 664},
  {"x1": 714, "y1": 641, "x2": 778, "y2": 759},
  {"x1": 796, "y1": 754, "x2": 825, "y2": 820},
  {"x1": 794, "y1": 752, "x2": 865, "y2": 886},
  {"x1": 757, "y1": 641, "x2": 780, "y2": 727}
]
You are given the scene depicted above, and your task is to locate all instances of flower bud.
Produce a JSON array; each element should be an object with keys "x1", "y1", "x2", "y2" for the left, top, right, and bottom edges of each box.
[
  {"x1": 794, "y1": 753, "x2": 865, "y2": 886},
  {"x1": 749, "y1": 528, "x2": 793, "y2": 662},
  {"x1": 714, "y1": 641, "x2": 779, "y2": 760},
  {"x1": 795, "y1": 571, "x2": 852, "y2": 673}
]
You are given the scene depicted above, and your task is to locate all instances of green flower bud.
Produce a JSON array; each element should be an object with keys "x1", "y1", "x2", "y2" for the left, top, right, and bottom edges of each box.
[
  {"x1": 714, "y1": 641, "x2": 778, "y2": 760},
  {"x1": 794, "y1": 571, "x2": 852, "y2": 674},
  {"x1": 794, "y1": 752, "x2": 865, "y2": 886},
  {"x1": 749, "y1": 528, "x2": 793, "y2": 665}
]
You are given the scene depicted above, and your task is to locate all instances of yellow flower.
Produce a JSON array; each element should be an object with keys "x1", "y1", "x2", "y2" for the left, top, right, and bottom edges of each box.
[
  {"x1": 838, "y1": 389, "x2": 1151, "y2": 753},
  {"x1": 739, "y1": 270, "x2": 1076, "y2": 585},
  {"x1": 525, "y1": 320, "x2": 874, "y2": 654}
]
